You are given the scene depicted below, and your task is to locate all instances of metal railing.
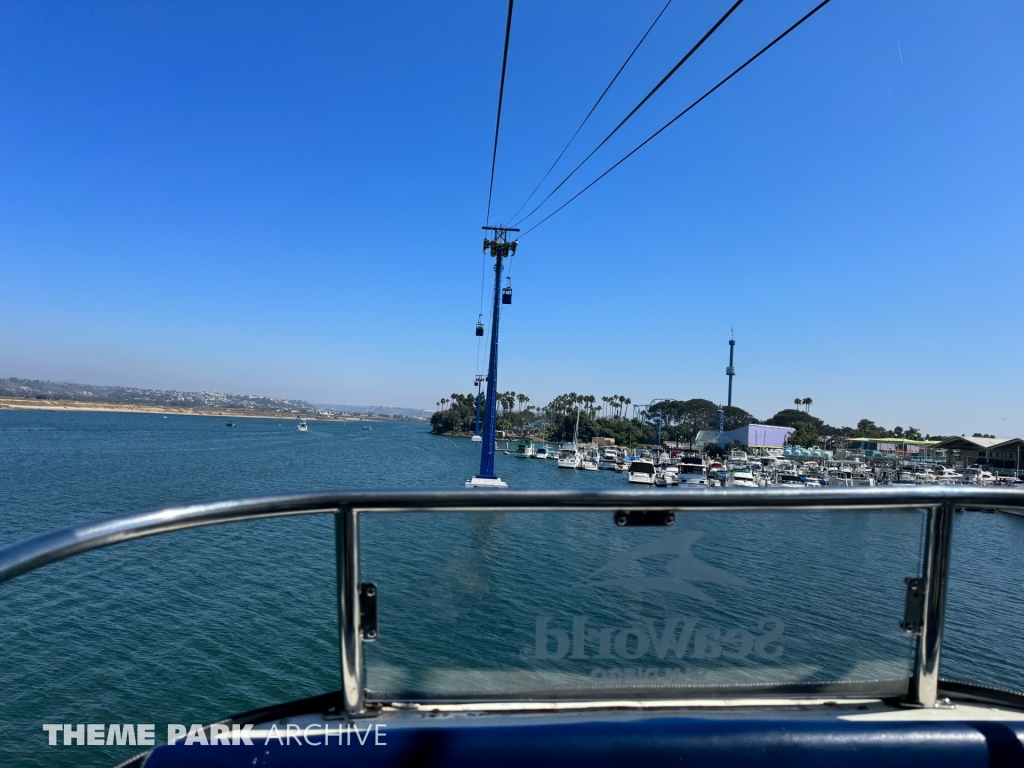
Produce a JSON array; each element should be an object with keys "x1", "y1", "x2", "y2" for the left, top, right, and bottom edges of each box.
[{"x1": 1, "y1": 487, "x2": 1023, "y2": 715}]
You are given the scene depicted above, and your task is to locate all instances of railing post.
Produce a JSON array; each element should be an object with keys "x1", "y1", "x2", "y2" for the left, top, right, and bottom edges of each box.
[
  {"x1": 335, "y1": 506, "x2": 364, "y2": 716},
  {"x1": 907, "y1": 500, "x2": 955, "y2": 707}
]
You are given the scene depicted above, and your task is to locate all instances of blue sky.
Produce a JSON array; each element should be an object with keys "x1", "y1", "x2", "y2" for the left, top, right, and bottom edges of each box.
[{"x1": 1, "y1": 0, "x2": 1021, "y2": 435}]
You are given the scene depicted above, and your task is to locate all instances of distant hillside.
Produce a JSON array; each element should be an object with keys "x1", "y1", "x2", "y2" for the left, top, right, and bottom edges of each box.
[
  {"x1": 0, "y1": 377, "x2": 432, "y2": 419},
  {"x1": 1, "y1": 376, "x2": 319, "y2": 415}
]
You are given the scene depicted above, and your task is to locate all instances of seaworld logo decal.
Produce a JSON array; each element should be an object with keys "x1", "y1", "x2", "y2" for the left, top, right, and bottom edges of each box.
[{"x1": 578, "y1": 530, "x2": 747, "y2": 602}]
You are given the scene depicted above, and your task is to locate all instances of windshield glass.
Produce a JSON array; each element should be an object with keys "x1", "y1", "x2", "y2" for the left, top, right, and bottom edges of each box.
[{"x1": 360, "y1": 507, "x2": 925, "y2": 700}]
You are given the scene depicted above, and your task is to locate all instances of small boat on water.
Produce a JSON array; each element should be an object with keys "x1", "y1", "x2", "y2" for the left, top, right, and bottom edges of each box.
[
  {"x1": 515, "y1": 439, "x2": 535, "y2": 458},
  {"x1": 362, "y1": 426, "x2": 372, "y2": 431},
  {"x1": 225, "y1": 421, "x2": 237, "y2": 428},
  {"x1": 297, "y1": 419, "x2": 308, "y2": 432}
]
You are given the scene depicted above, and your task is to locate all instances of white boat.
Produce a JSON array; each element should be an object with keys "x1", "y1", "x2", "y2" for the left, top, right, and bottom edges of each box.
[
  {"x1": 730, "y1": 460, "x2": 758, "y2": 488},
  {"x1": 581, "y1": 447, "x2": 599, "y2": 471},
  {"x1": 655, "y1": 464, "x2": 678, "y2": 486},
  {"x1": 515, "y1": 439, "x2": 535, "y2": 458},
  {"x1": 471, "y1": 435, "x2": 482, "y2": 443},
  {"x1": 829, "y1": 469, "x2": 854, "y2": 487},
  {"x1": 557, "y1": 446, "x2": 582, "y2": 469},
  {"x1": 627, "y1": 460, "x2": 656, "y2": 485},
  {"x1": 557, "y1": 410, "x2": 585, "y2": 469},
  {"x1": 933, "y1": 466, "x2": 963, "y2": 484},
  {"x1": 598, "y1": 448, "x2": 622, "y2": 470},
  {"x1": 851, "y1": 469, "x2": 875, "y2": 487},
  {"x1": 533, "y1": 446, "x2": 550, "y2": 459},
  {"x1": 776, "y1": 473, "x2": 805, "y2": 488},
  {"x1": 297, "y1": 419, "x2": 308, "y2": 432},
  {"x1": 964, "y1": 465, "x2": 997, "y2": 485},
  {"x1": 676, "y1": 456, "x2": 709, "y2": 489}
]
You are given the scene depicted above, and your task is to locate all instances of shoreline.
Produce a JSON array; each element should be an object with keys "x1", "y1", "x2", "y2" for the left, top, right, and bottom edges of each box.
[{"x1": 0, "y1": 398, "x2": 381, "y2": 422}]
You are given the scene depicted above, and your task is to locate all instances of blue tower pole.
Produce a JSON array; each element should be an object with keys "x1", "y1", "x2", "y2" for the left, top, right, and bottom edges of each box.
[{"x1": 470, "y1": 226, "x2": 517, "y2": 487}]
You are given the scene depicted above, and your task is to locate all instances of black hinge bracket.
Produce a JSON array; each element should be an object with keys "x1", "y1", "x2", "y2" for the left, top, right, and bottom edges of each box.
[
  {"x1": 614, "y1": 510, "x2": 676, "y2": 527},
  {"x1": 360, "y1": 582, "x2": 378, "y2": 641},
  {"x1": 901, "y1": 577, "x2": 924, "y2": 635}
]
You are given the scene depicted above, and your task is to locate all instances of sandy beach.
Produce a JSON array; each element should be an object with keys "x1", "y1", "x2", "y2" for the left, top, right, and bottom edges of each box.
[{"x1": 0, "y1": 398, "x2": 375, "y2": 422}]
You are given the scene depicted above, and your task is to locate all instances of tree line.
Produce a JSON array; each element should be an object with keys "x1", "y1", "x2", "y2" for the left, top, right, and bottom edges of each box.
[{"x1": 431, "y1": 389, "x2": 953, "y2": 449}]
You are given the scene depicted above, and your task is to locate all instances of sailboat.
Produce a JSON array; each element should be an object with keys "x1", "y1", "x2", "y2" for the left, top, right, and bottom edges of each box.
[{"x1": 557, "y1": 409, "x2": 584, "y2": 469}]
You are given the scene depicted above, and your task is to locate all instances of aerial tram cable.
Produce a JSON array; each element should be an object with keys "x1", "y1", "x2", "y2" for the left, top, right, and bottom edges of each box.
[
  {"x1": 507, "y1": 0, "x2": 673, "y2": 224},
  {"x1": 519, "y1": 0, "x2": 833, "y2": 238},
  {"x1": 485, "y1": 0, "x2": 515, "y2": 226},
  {"x1": 511, "y1": 0, "x2": 745, "y2": 229},
  {"x1": 474, "y1": 0, "x2": 514, "y2": 343}
]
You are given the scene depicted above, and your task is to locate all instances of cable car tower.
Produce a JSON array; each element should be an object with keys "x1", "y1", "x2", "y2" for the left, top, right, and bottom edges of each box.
[
  {"x1": 472, "y1": 374, "x2": 485, "y2": 442},
  {"x1": 466, "y1": 225, "x2": 518, "y2": 488}
]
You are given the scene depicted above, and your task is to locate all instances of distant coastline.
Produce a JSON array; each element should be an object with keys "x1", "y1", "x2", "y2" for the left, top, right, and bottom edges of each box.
[
  {"x1": 0, "y1": 397, "x2": 380, "y2": 422},
  {"x1": 0, "y1": 376, "x2": 430, "y2": 423}
]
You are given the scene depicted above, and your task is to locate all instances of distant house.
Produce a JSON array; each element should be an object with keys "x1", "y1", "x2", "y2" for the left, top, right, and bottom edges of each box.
[{"x1": 932, "y1": 436, "x2": 1023, "y2": 474}]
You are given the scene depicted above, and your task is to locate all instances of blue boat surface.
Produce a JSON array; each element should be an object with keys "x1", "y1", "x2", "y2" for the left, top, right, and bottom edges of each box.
[{"x1": 3, "y1": 487, "x2": 1024, "y2": 766}]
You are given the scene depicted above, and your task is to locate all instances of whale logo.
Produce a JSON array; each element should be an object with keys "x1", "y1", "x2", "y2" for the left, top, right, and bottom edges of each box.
[{"x1": 579, "y1": 530, "x2": 747, "y2": 602}]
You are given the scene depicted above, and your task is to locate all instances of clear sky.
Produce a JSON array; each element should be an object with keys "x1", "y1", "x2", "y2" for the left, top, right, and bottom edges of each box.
[{"x1": 1, "y1": 1, "x2": 1021, "y2": 436}]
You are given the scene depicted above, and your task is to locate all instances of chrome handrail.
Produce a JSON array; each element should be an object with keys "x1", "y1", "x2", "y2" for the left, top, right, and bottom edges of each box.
[{"x1": 1, "y1": 487, "x2": 1022, "y2": 715}]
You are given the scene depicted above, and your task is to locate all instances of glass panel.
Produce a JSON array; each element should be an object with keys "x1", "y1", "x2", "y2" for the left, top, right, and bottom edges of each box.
[
  {"x1": 360, "y1": 508, "x2": 924, "y2": 700},
  {"x1": 942, "y1": 509, "x2": 1024, "y2": 694}
]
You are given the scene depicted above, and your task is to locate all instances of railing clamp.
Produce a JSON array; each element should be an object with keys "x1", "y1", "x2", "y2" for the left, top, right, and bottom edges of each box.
[
  {"x1": 901, "y1": 577, "x2": 925, "y2": 635},
  {"x1": 360, "y1": 583, "x2": 378, "y2": 641},
  {"x1": 614, "y1": 510, "x2": 675, "y2": 527}
]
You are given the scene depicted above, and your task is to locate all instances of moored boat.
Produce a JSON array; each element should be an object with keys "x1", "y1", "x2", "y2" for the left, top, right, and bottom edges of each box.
[{"x1": 627, "y1": 459, "x2": 656, "y2": 485}]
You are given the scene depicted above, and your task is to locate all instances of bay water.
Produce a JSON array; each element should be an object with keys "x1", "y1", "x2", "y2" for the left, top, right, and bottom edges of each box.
[{"x1": 1, "y1": 410, "x2": 1022, "y2": 767}]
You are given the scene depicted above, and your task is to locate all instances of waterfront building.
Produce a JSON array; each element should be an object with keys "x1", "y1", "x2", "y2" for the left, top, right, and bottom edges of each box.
[
  {"x1": 932, "y1": 435, "x2": 1024, "y2": 476},
  {"x1": 846, "y1": 437, "x2": 941, "y2": 458},
  {"x1": 696, "y1": 423, "x2": 795, "y2": 449}
]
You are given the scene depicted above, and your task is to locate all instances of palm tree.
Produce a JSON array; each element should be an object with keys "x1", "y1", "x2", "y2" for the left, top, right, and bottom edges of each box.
[
  {"x1": 794, "y1": 398, "x2": 802, "y2": 410},
  {"x1": 517, "y1": 393, "x2": 529, "y2": 413},
  {"x1": 501, "y1": 391, "x2": 515, "y2": 417},
  {"x1": 803, "y1": 397, "x2": 813, "y2": 414}
]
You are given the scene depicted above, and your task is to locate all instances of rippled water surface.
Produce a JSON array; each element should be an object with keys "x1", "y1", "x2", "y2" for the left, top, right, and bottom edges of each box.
[{"x1": 1, "y1": 410, "x2": 1022, "y2": 766}]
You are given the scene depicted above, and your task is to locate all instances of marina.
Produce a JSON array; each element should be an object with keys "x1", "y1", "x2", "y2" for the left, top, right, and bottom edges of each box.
[{"x1": 472, "y1": 439, "x2": 1023, "y2": 490}]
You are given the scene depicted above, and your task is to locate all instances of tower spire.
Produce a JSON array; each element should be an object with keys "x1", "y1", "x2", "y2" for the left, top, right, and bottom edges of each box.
[{"x1": 726, "y1": 331, "x2": 736, "y2": 408}]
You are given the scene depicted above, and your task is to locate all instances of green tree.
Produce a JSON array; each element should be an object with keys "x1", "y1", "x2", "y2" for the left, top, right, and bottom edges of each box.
[
  {"x1": 722, "y1": 405, "x2": 757, "y2": 431},
  {"x1": 790, "y1": 421, "x2": 819, "y2": 448}
]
